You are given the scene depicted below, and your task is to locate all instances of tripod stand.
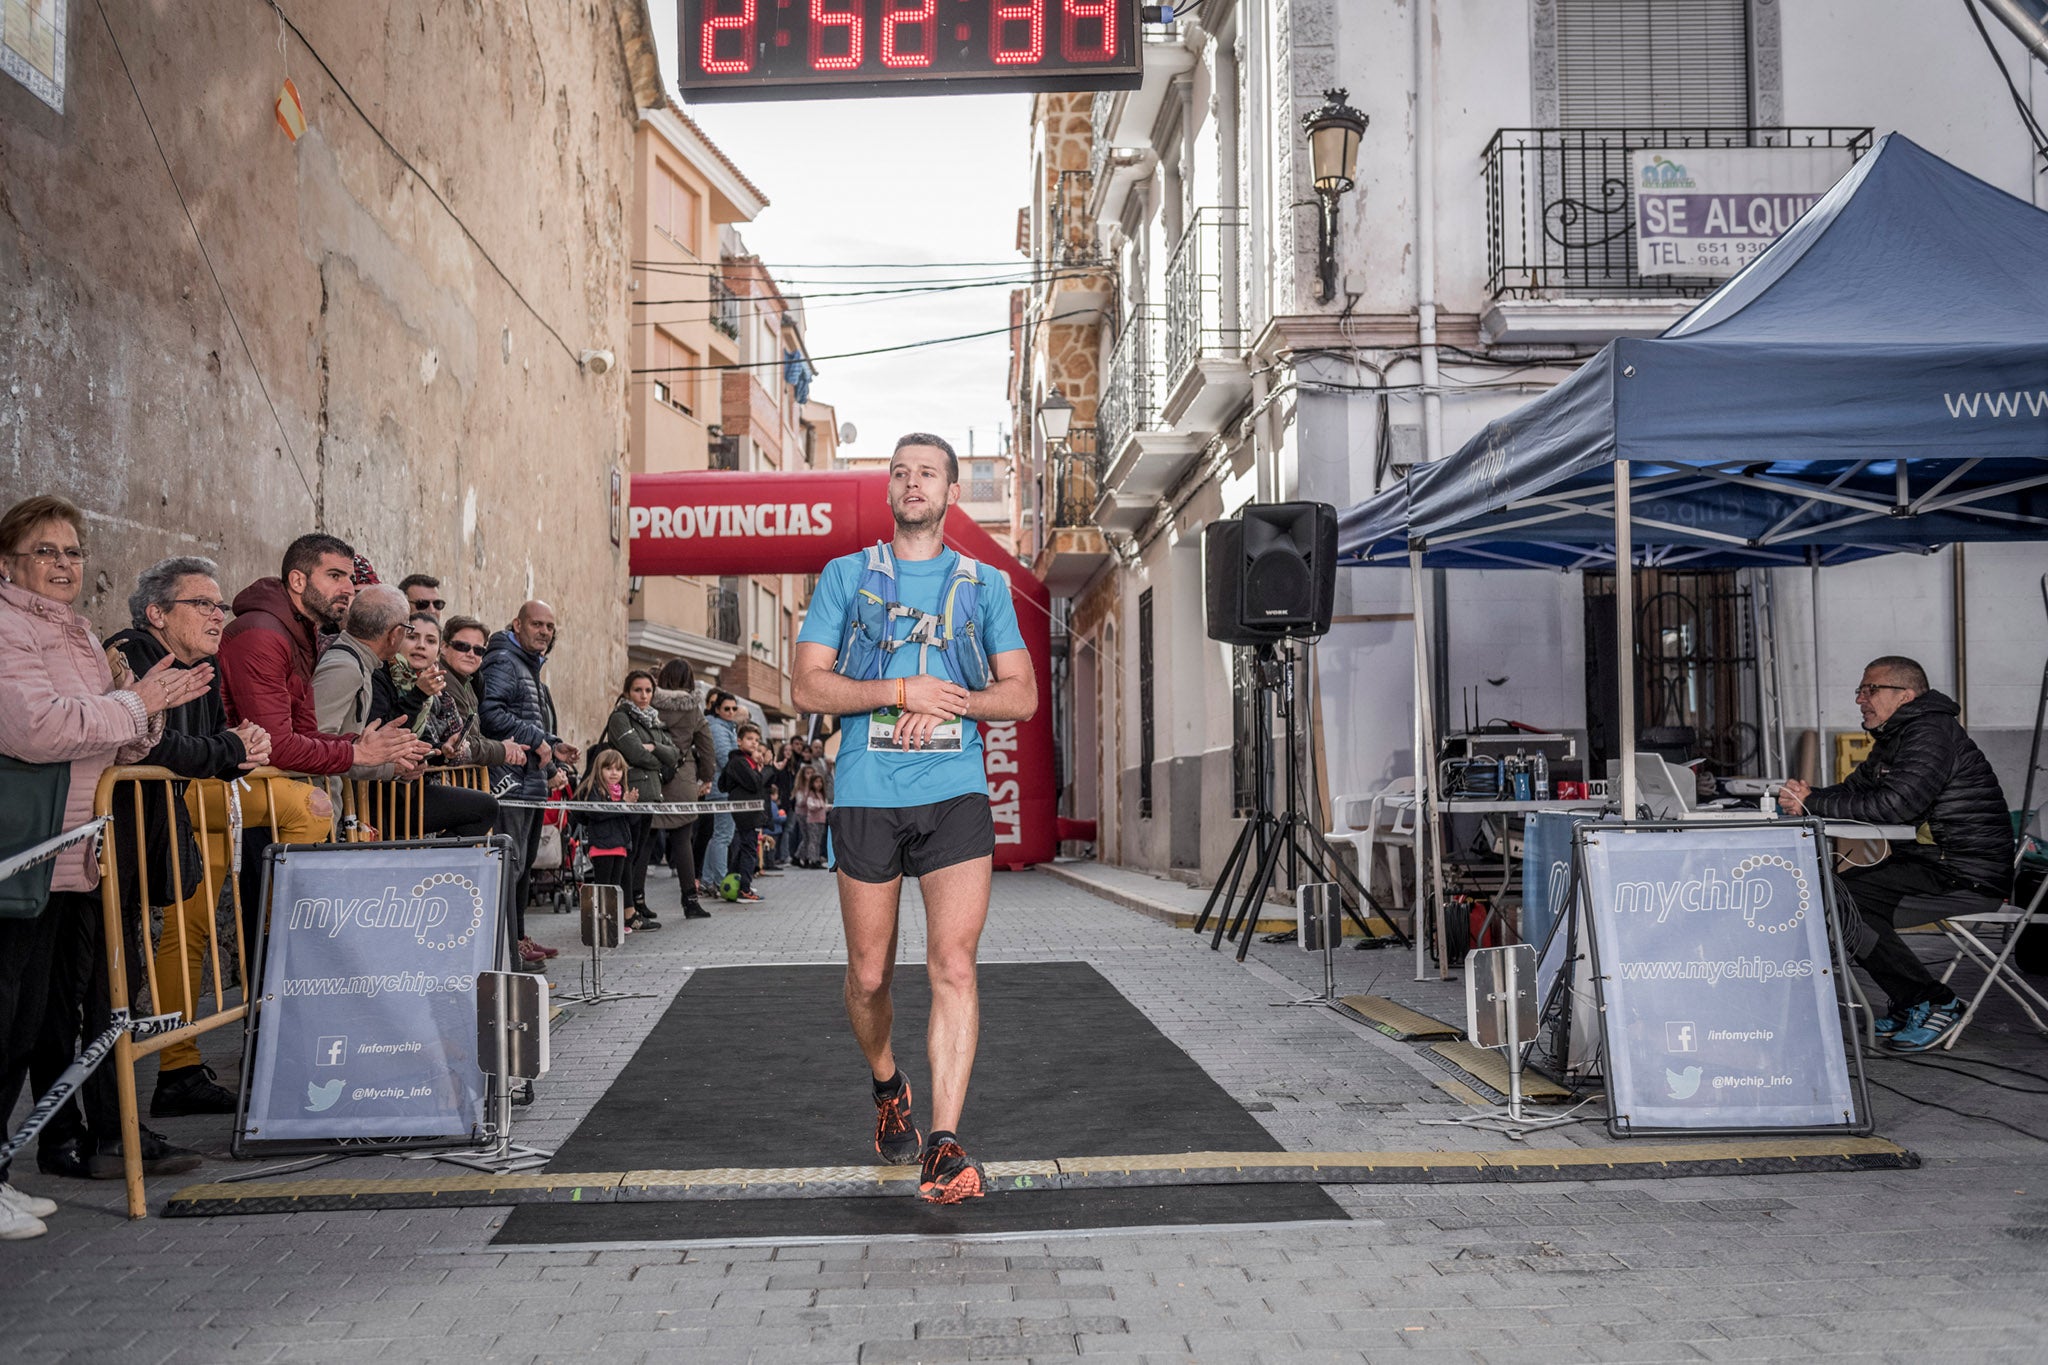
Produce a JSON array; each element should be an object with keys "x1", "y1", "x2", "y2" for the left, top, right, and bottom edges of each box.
[{"x1": 1193, "y1": 640, "x2": 1408, "y2": 963}]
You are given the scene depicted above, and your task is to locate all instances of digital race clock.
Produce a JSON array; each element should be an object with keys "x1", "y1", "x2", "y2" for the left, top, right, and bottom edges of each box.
[{"x1": 678, "y1": 0, "x2": 1144, "y2": 102}]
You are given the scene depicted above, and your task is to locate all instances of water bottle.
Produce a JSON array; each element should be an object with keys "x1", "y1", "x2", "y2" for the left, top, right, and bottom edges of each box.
[
  {"x1": 1532, "y1": 751, "x2": 1550, "y2": 800},
  {"x1": 1510, "y1": 752, "x2": 1532, "y2": 802}
]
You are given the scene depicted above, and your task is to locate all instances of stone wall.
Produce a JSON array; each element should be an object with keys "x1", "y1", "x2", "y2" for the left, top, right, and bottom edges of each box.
[{"x1": 0, "y1": 0, "x2": 660, "y2": 740}]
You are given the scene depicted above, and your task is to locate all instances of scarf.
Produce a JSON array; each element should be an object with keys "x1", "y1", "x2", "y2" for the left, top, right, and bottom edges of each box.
[{"x1": 622, "y1": 700, "x2": 660, "y2": 729}]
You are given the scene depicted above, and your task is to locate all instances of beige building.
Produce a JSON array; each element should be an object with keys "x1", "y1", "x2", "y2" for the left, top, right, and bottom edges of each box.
[
  {"x1": 626, "y1": 104, "x2": 767, "y2": 681},
  {"x1": 0, "y1": 0, "x2": 665, "y2": 736}
]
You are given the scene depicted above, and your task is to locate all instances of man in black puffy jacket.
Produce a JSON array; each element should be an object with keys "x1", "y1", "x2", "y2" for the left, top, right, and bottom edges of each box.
[
  {"x1": 478, "y1": 601, "x2": 580, "y2": 956},
  {"x1": 1780, "y1": 655, "x2": 2013, "y2": 1052}
]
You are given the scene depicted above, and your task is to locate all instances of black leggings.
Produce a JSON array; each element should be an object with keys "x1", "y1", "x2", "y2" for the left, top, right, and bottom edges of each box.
[
  {"x1": 1836, "y1": 859, "x2": 1975, "y2": 1012},
  {"x1": 664, "y1": 822, "x2": 700, "y2": 901}
]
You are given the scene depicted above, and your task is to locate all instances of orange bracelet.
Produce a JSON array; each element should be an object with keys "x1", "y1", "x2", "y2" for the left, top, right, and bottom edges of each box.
[{"x1": 896, "y1": 677, "x2": 907, "y2": 711}]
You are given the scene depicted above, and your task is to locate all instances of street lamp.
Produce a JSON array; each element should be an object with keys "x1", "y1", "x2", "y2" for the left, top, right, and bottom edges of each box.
[
  {"x1": 1036, "y1": 387, "x2": 1075, "y2": 448},
  {"x1": 1301, "y1": 89, "x2": 1368, "y2": 305}
]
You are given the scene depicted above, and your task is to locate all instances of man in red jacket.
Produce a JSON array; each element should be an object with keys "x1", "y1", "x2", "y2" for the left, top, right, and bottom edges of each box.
[
  {"x1": 216, "y1": 534, "x2": 426, "y2": 946},
  {"x1": 218, "y1": 534, "x2": 421, "y2": 779}
]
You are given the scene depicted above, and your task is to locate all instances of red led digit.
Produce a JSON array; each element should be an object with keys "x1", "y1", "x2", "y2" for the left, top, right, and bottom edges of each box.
[
  {"x1": 699, "y1": 0, "x2": 757, "y2": 73},
  {"x1": 1060, "y1": 0, "x2": 1115, "y2": 61},
  {"x1": 810, "y1": 0, "x2": 864, "y2": 71},
  {"x1": 990, "y1": 0, "x2": 1044, "y2": 65},
  {"x1": 880, "y1": 0, "x2": 937, "y2": 68}
]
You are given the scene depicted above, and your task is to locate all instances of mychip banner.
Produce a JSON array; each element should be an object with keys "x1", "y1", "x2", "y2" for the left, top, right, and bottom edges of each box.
[
  {"x1": 241, "y1": 840, "x2": 506, "y2": 1147},
  {"x1": 1577, "y1": 822, "x2": 1865, "y2": 1136},
  {"x1": 1631, "y1": 146, "x2": 1853, "y2": 277}
]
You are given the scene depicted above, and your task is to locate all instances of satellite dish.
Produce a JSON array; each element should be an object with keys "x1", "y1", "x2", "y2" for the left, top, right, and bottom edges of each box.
[{"x1": 839, "y1": 422, "x2": 858, "y2": 446}]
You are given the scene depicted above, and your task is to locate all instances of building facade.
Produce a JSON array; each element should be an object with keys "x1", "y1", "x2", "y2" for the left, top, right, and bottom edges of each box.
[
  {"x1": 627, "y1": 104, "x2": 766, "y2": 683},
  {"x1": 1, "y1": 0, "x2": 665, "y2": 736},
  {"x1": 1012, "y1": 0, "x2": 2048, "y2": 883}
]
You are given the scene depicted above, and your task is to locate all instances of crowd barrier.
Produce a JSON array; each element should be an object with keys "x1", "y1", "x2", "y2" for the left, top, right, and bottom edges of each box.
[{"x1": 91, "y1": 762, "x2": 493, "y2": 1217}]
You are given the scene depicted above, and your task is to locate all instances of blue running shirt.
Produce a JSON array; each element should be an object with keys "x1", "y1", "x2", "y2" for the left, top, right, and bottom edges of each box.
[{"x1": 798, "y1": 547, "x2": 1026, "y2": 809}]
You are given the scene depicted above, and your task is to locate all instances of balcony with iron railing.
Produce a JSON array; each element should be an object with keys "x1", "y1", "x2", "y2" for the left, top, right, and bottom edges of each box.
[
  {"x1": 1098, "y1": 306, "x2": 1164, "y2": 469},
  {"x1": 1034, "y1": 426, "x2": 1112, "y2": 597},
  {"x1": 1050, "y1": 426, "x2": 1100, "y2": 529},
  {"x1": 707, "y1": 432, "x2": 740, "y2": 471},
  {"x1": 706, "y1": 583, "x2": 741, "y2": 645},
  {"x1": 1483, "y1": 126, "x2": 1873, "y2": 302},
  {"x1": 1096, "y1": 305, "x2": 1203, "y2": 533},
  {"x1": 1161, "y1": 206, "x2": 1249, "y2": 432},
  {"x1": 710, "y1": 276, "x2": 741, "y2": 339}
]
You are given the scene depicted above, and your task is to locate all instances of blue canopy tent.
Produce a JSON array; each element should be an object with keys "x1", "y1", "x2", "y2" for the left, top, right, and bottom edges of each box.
[
  {"x1": 1338, "y1": 134, "x2": 2048, "y2": 972},
  {"x1": 1408, "y1": 133, "x2": 2048, "y2": 818}
]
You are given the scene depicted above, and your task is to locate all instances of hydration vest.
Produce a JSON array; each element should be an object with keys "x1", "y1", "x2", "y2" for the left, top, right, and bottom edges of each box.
[{"x1": 831, "y1": 543, "x2": 996, "y2": 692}]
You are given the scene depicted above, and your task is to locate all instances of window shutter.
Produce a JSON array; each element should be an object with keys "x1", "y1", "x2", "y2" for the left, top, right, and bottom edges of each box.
[{"x1": 1556, "y1": 0, "x2": 1751, "y2": 127}]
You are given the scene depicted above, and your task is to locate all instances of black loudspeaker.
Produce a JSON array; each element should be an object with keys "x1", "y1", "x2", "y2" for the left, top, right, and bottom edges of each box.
[{"x1": 1202, "y1": 501, "x2": 1338, "y2": 643}]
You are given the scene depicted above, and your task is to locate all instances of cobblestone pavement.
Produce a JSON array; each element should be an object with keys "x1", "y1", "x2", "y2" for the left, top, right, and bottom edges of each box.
[{"x1": 4, "y1": 860, "x2": 2046, "y2": 1364}]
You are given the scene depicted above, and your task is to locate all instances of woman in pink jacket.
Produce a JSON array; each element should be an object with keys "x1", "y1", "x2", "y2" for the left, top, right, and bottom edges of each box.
[{"x1": 0, "y1": 496, "x2": 209, "y2": 1239}]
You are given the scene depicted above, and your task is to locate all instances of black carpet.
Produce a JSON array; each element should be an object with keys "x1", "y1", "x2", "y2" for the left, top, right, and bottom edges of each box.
[{"x1": 495, "y1": 960, "x2": 1346, "y2": 1241}]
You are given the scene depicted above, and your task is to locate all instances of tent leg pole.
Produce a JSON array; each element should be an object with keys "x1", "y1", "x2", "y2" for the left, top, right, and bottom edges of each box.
[
  {"x1": 1614, "y1": 459, "x2": 1637, "y2": 818},
  {"x1": 1412, "y1": 548, "x2": 1450, "y2": 980},
  {"x1": 1812, "y1": 557, "x2": 1826, "y2": 785},
  {"x1": 1411, "y1": 550, "x2": 1430, "y2": 981}
]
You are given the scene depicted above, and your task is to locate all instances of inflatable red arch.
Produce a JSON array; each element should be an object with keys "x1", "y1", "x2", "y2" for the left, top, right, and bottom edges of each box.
[{"x1": 628, "y1": 470, "x2": 1070, "y2": 869}]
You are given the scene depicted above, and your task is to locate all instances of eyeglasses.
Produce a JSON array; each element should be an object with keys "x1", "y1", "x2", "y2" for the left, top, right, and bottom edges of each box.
[
  {"x1": 413, "y1": 598, "x2": 446, "y2": 611},
  {"x1": 13, "y1": 544, "x2": 87, "y2": 565},
  {"x1": 168, "y1": 598, "x2": 229, "y2": 617},
  {"x1": 1853, "y1": 683, "x2": 1910, "y2": 700},
  {"x1": 444, "y1": 640, "x2": 486, "y2": 657}
]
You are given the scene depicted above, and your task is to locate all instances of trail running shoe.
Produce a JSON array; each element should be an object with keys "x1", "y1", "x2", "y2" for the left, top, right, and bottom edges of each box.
[
  {"x1": 1887, "y1": 997, "x2": 1964, "y2": 1052},
  {"x1": 874, "y1": 1079, "x2": 922, "y2": 1165},
  {"x1": 918, "y1": 1139, "x2": 986, "y2": 1205}
]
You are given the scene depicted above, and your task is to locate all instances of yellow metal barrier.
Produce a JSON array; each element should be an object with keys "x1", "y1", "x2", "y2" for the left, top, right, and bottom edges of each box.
[
  {"x1": 93, "y1": 763, "x2": 492, "y2": 1218},
  {"x1": 93, "y1": 766, "x2": 328, "y2": 1219},
  {"x1": 337, "y1": 765, "x2": 492, "y2": 841}
]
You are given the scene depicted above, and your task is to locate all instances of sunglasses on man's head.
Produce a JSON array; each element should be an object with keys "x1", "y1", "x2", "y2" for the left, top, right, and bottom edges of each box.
[{"x1": 444, "y1": 640, "x2": 486, "y2": 657}]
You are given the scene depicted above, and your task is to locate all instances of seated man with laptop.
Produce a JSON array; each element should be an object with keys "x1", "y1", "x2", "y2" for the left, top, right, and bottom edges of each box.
[{"x1": 1778, "y1": 655, "x2": 2014, "y2": 1052}]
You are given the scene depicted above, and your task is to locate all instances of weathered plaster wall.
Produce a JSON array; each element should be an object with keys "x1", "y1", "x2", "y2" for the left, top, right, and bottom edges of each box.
[{"x1": 1, "y1": 0, "x2": 656, "y2": 739}]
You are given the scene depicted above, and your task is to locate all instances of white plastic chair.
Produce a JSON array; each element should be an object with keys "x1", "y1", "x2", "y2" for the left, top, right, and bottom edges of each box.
[{"x1": 1326, "y1": 777, "x2": 1417, "y2": 909}]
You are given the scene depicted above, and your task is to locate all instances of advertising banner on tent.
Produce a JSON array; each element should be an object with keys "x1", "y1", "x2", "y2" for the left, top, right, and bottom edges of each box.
[
  {"x1": 1578, "y1": 821, "x2": 1865, "y2": 1136},
  {"x1": 1632, "y1": 146, "x2": 1853, "y2": 277},
  {"x1": 241, "y1": 840, "x2": 506, "y2": 1146}
]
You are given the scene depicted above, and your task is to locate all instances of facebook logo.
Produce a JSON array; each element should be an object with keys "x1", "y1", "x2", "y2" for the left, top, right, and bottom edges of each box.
[
  {"x1": 315, "y1": 1036, "x2": 349, "y2": 1067},
  {"x1": 1666, "y1": 1021, "x2": 1698, "y2": 1053}
]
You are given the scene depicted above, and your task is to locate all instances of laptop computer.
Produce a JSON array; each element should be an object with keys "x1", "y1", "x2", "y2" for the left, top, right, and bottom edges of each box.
[{"x1": 1628, "y1": 753, "x2": 1765, "y2": 822}]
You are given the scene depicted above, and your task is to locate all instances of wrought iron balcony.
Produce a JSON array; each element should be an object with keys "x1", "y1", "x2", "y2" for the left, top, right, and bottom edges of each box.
[
  {"x1": 1049, "y1": 426, "x2": 1100, "y2": 529},
  {"x1": 1050, "y1": 169, "x2": 1103, "y2": 267},
  {"x1": 710, "y1": 276, "x2": 741, "y2": 339},
  {"x1": 1483, "y1": 127, "x2": 1872, "y2": 300},
  {"x1": 1164, "y1": 207, "x2": 1245, "y2": 392},
  {"x1": 706, "y1": 583, "x2": 741, "y2": 645},
  {"x1": 1098, "y1": 306, "x2": 1165, "y2": 465}
]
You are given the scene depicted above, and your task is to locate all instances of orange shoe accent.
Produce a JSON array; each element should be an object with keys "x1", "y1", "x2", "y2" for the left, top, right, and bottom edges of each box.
[
  {"x1": 874, "y1": 1080, "x2": 922, "y2": 1164},
  {"x1": 916, "y1": 1140, "x2": 985, "y2": 1204}
]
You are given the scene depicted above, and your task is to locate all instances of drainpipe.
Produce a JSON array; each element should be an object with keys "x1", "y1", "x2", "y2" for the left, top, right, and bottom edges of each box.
[{"x1": 1414, "y1": 0, "x2": 1443, "y2": 465}]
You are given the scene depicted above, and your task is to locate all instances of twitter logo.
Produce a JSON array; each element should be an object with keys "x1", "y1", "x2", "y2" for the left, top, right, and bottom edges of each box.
[
  {"x1": 305, "y1": 1079, "x2": 345, "y2": 1112},
  {"x1": 1666, "y1": 1065, "x2": 1703, "y2": 1100}
]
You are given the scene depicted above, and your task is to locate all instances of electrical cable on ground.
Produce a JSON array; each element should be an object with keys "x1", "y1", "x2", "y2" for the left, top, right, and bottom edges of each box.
[
  {"x1": 1864, "y1": 1073, "x2": 2048, "y2": 1144},
  {"x1": 94, "y1": 0, "x2": 316, "y2": 509},
  {"x1": 267, "y1": 0, "x2": 581, "y2": 366}
]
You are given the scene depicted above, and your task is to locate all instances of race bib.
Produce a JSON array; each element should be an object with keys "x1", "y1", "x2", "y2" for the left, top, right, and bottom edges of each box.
[{"x1": 868, "y1": 706, "x2": 963, "y2": 753}]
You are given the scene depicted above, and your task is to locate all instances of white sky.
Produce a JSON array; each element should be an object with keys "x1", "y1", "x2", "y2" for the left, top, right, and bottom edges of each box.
[{"x1": 645, "y1": 0, "x2": 1030, "y2": 464}]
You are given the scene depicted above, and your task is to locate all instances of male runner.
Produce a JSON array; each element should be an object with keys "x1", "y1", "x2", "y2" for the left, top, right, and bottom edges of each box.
[{"x1": 791, "y1": 433, "x2": 1036, "y2": 1204}]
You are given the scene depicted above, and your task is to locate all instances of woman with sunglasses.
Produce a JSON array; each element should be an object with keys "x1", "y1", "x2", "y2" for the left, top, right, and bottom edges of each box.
[{"x1": 435, "y1": 614, "x2": 527, "y2": 771}]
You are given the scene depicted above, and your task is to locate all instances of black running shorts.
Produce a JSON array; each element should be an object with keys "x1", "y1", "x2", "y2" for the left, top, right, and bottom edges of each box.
[{"x1": 829, "y1": 794, "x2": 996, "y2": 883}]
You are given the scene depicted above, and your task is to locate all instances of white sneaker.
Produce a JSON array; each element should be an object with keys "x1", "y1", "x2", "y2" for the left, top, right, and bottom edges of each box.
[
  {"x1": 0, "y1": 1200, "x2": 47, "y2": 1240},
  {"x1": 0, "y1": 1183, "x2": 56, "y2": 1218}
]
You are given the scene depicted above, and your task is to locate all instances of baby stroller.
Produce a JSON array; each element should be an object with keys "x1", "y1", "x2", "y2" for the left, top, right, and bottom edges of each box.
[{"x1": 529, "y1": 789, "x2": 591, "y2": 913}]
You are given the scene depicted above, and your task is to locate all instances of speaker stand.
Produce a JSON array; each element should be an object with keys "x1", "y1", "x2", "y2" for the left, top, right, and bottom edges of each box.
[{"x1": 1207, "y1": 643, "x2": 1409, "y2": 963}]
